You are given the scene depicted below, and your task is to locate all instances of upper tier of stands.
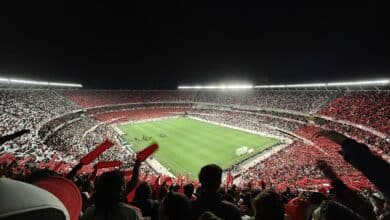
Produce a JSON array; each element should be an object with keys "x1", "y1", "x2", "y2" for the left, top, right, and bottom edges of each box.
[
  {"x1": 318, "y1": 91, "x2": 390, "y2": 135},
  {"x1": 61, "y1": 90, "x2": 194, "y2": 107},
  {"x1": 61, "y1": 89, "x2": 339, "y2": 113}
]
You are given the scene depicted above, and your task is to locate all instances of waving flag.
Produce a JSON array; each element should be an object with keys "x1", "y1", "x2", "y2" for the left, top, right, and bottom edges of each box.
[
  {"x1": 80, "y1": 140, "x2": 114, "y2": 164},
  {"x1": 136, "y1": 143, "x2": 158, "y2": 162}
]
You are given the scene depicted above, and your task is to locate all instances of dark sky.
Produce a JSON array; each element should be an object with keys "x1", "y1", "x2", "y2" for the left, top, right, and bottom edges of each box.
[{"x1": 0, "y1": 1, "x2": 388, "y2": 89}]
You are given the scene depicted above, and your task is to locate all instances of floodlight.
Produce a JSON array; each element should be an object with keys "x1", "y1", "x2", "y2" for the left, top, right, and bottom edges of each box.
[
  {"x1": 49, "y1": 82, "x2": 83, "y2": 87},
  {"x1": 254, "y1": 85, "x2": 285, "y2": 88},
  {"x1": 10, "y1": 79, "x2": 49, "y2": 86},
  {"x1": 285, "y1": 83, "x2": 326, "y2": 88},
  {"x1": 180, "y1": 79, "x2": 389, "y2": 90},
  {"x1": 327, "y1": 79, "x2": 389, "y2": 86},
  {"x1": 266, "y1": 85, "x2": 286, "y2": 88},
  {"x1": 0, "y1": 77, "x2": 9, "y2": 83},
  {"x1": 178, "y1": 84, "x2": 253, "y2": 89},
  {"x1": 0, "y1": 76, "x2": 83, "y2": 87}
]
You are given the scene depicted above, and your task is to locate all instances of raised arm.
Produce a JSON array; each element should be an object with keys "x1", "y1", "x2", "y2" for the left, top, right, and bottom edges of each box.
[
  {"x1": 315, "y1": 130, "x2": 390, "y2": 198},
  {"x1": 317, "y1": 160, "x2": 376, "y2": 220},
  {"x1": 125, "y1": 159, "x2": 141, "y2": 195}
]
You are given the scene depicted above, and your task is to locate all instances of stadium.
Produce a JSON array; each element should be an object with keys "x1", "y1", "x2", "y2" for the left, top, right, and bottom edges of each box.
[
  {"x1": 2, "y1": 78, "x2": 389, "y2": 181},
  {"x1": 1, "y1": 78, "x2": 389, "y2": 217},
  {"x1": 1, "y1": 3, "x2": 390, "y2": 220}
]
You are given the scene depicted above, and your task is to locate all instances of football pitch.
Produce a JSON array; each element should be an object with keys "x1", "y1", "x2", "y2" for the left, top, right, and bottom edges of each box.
[{"x1": 118, "y1": 117, "x2": 279, "y2": 179}]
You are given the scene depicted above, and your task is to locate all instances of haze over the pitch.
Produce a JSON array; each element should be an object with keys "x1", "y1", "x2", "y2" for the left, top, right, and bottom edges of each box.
[{"x1": 0, "y1": 1, "x2": 388, "y2": 89}]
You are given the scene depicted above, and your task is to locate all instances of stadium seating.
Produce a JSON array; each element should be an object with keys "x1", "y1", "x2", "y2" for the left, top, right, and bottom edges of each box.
[
  {"x1": 195, "y1": 90, "x2": 339, "y2": 112},
  {"x1": 2, "y1": 87, "x2": 389, "y2": 220},
  {"x1": 1, "y1": 88, "x2": 388, "y2": 171},
  {"x1": 318, "y1": 91, "x2": 390, "y2": 134},
  {"x1": 61, "y1": 90, "x2": 194, "y2": 107},
  {"x1": 94, "y1": 107, "x2": 189, "y2": 122}
]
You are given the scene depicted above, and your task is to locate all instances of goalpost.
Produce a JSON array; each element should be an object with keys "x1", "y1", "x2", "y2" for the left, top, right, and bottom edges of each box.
[{"x1": 235, "y1": 146, "x2": 248, "y2": 156}]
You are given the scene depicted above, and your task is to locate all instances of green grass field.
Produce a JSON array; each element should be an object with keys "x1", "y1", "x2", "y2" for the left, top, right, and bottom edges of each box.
[{"x1": 118, "y1": 117, "x2": 279, "y2": 179}]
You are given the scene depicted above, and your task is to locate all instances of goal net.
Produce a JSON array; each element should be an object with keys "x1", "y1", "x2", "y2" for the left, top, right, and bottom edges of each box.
[{"x1": 235, "y1": 146, "x2": 248, "y2": 156}]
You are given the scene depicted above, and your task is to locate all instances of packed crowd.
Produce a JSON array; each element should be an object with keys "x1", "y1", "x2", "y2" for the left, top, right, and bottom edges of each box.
[
  {"x1": 314, "y1": 118, "x2": 390, "y2": 158},
  {"x1": 61, "y1": 90, "x2": 195, "y2": 107},
  {"x1": 95, "y1": 108, "x2": 189, "y2": 123},
  {"x1": 0, "y1": 89, "x2": 154, "y2": 176},
  {"x1": 61, "y1": 89, "x2": 339, "y2": 113},
  {"x1": 38, "y1": 110, "x2": 84, "y2": 139},
  {"x1": 0, "y1": 89, "x2": 81, "y2": 167},
  {"x1": 0, "y1": 90, "x2": 79, "y2": 135},
  {"x1": 43, "y1": 115, "x2": 144, "y2": 170},
  {"x1": 189, "y1": 108, "x2": 304, "y2": 134},
  {"x1": 319, "y1": 91, "x2": 390, "y2": 135},
  {"x1": 45, "y1": 117, "x2": 99, "y2": 155},
  {"x1": 195, "y1": 90, "x2": 338, "y2": 113},
  {"x1": 1, "y1": 129, "x2": 389, "y2": 220},
  {"x1": 238, "y1": 127, "x2": 374, "y2": 190},
  {"x1": 1, "y1": 88, "x2": 390, "y2": 219}
]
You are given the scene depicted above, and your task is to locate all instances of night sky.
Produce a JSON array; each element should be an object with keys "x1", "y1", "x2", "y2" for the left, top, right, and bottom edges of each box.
[{"x1": 0, "y1": 1, "x2": 388, "y2": 89}]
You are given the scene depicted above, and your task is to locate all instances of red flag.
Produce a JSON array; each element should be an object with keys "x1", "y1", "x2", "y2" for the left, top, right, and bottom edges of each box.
[
  {"x1": 136, "y1": 143, "x2": 158, "y2": 162},
  {"x1": 96, "y1": 161, "x2": 122, "y2": 169},
  {"x1": 0, "y1": 153, "x2": 15, "y2": 165},
  {"x1": 77, "y1": 164, "x2": 94, "y2": 174},
  {"x1": 80, "y1": 140, "x2": 114, "y2": 164}
]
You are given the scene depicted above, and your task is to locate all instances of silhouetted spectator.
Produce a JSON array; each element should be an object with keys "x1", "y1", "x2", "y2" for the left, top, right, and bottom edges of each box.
[
  {"x1": 312, "y1": 200, "x2": 364, "y2": 220},
  {"x1": 131, "y1": 181, "x2": 159, "y2": 220},
  {"x1": 253, "y1": 189, "x2": 284, "y2": 220},
  {"x1": 198, "y1": 211, "x2": 223, "y2": 220},
  {"x1": 189, "y1": 164, "x2": 241, "y2": 220},
  {"x1": 81, "y1": 171, "x2": 142, "y2": 220},
  {"x1": 159, "y1": 191, "x2": 190, "y2": 220},
  {"x1": 306, "y1": 192, "x2": 326, "y2": 220},
  {"x1": 184, "y1": 183, "x2": 197, "y2": 201}
]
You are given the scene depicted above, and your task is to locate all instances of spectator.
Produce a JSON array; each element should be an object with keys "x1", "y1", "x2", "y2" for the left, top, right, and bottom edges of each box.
[
  {"x1": 159, "y1": 191, "x2": 190, "y2": 220},
  {"x1": 82, "y1": 170, "x2": 143, "y2": 220},
  {"x1": 312, "y1": 200, "x2": 364, "y2": 220},
  {"x1": 184, "y1": 183, "x2": 197, "y2": 201},
  {"x1": 253, "y1": 189, "x2": 285, "y2": 220},
  {"x1": 198, "y1": 211, "x2": 223, "y2": 220},
  {"x1": 131, "y1": 182, "x2": 159, "y2": 220},
  {"x1": 189, "y1": 164, "x2": 241, "y2": 220},
  {"x1": 285, "y1": 197, "x2": 309, "y2": 220},
  {"x1": 306, "y1": 192, "x2": 326, "y2": 220}
]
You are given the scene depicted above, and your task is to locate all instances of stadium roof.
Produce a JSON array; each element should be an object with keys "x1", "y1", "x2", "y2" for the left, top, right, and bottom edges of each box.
[
  {"x1": 0, "y1": 77, "x2": 82, "y2": 88},
  {"x1": 178, "y1": 79, "x2": 390, "y2": 90}
]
